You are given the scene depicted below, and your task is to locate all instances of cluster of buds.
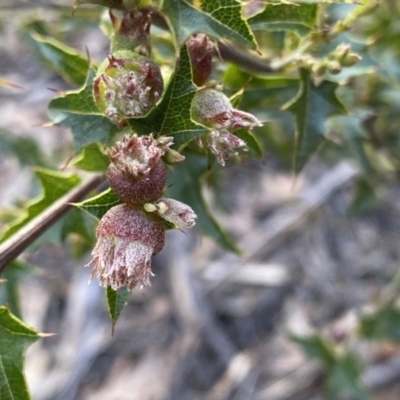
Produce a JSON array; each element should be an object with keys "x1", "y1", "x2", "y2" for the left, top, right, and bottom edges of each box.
[
  {"x1": 191, "y1": 88, "x2": 262, "y2": 166},
  {"x1": 299, "y1": 44, "x2": 362, "y2": 78},
  {"x1": 87, "y1": 134, "x2": 196, "y2": 290}
]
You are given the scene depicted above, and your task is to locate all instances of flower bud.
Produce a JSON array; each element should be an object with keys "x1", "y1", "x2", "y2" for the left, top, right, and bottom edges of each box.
[
  {"x1": 191, "y1": 89, "x2": 261, "y2": 130},
  {"x1": 93, "y1": 50, "x2": 163, "y2": 126},
  {"x1": 187, "y1": 34, "x2": 214, "y2": 86},
  {"x1": 87, "y1": 204, "x2": 165, "y2": 290},
  {"x1": 162, "y1": 148, "x2": 185, "y2": 165},
  {"x1": 191, "y1": 89, "x2": 261, "y2": 166},
  {"x1": 327, "y1": 60, "x2": 342, "y2": 75},
  {"x1": 111, "y1": 10, "x2": 152, "y2": 56},
  {"x1": 311, "y1": 62, "x2": 327, "y2": 77},
  {"x1": 146, "y1": 197, "x2": 197, "y2": 228},
  {"x1": 106, "y1": 134, "x2": 171, "y2": 203},
  {"x1": 341, "y1": 53, "x2": 362, "y2": 67}
]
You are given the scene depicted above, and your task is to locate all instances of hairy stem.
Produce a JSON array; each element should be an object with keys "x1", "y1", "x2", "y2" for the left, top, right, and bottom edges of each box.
[{"x1": 0, "y1": 174, "x2": 105, "y2": 274}]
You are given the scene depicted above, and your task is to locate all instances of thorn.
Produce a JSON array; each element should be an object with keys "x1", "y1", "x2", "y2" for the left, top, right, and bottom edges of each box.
[
  {"x1": 111, "y1": 322, "x2": 116, "y2": 337},
  {"x1": 85, "y1": 46, "x2": 91, "y2": 65},
  {"x1": 39, "y1": 333, "x2": 57, "y2": 338},
  {"x1": 0, "y1": 78, "x2": 24, "y2": 90},
  {"x1": 60, "y1": 151, "x2": 77, "y2": 171},
  {"x1": 109, "y1": 10, "x2": 119, "y2": 29},
  {"x1": 72, "y1": 1, "x2": 78, "y2": 16},
  {"x1": 46, "y1": 87, "x2": 65, "y2": 94},
  {"x1": 214, "y1": 42, "x2": 223, "y2": 61},
  {"x1": 31, "y1": 121, "x2": 53, "y2": 128}
]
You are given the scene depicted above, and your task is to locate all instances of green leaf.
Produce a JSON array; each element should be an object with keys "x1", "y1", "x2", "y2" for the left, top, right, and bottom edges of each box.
[
  {"x1": 106, "y1": 286, "x2": 130, "y2": 334},
  {"x1": 330, "y1": 116, "x2": 373, "y2": 176},
  {"x1": 48, "y1": 69, "x2": 119, "y2": 151},
  {"x1": 234, "y1": 129, "x2": 263, "y2": 158},
  {"x1": 74, "y1": 188, "x2": 120, "y2": 220},
  {"x1": 347, "y1": 179, "x2": 379, "y2": 217},
  {"x1": 161, "y1": 0, "x2": 257, "y2": 50},
  {"x1": 128, "y1": 44, "x2": 207, "y2": 146},
  {"x1": 29, "y1": 32, "x2": 89, "y2": 87},
  {"x1": 0, "y1": 130, "x2": 48, "y2": 168},
  {"x1": 327, "y1": 353, "x2": 370, "y2": 400},
  {"x1": 248, "y1": 4, "x2": 318, "y2": 36},
  {"x1": 166, "y1": 151, "x2": 240, "y2": 254},
  {"x1": 71, "y1": 143, "x2": 110, "y2": 172},
  {"x1": 0, "y1": 306, "x2": 42, "y2": 400},
  {"x1": 290, "y1": 334, "x2": 335, "y2": 366},
  {"x1": 283, "y1": 69, "x2": 347, "y2": 173},
  {"x1": 0, "y1": 169, "x2": 81, "y2": 243},
  {"x1": 0, "y1": 261, "x2": 31, "y2": 319},
  {"x1": 359, "y1": 303, "x2": 400, "y2": 343}
]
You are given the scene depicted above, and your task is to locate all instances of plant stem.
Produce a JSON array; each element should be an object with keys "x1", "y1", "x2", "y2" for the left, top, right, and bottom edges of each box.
[{"x1": 0, "y1": 174, "x2": 105, "y2": 274}]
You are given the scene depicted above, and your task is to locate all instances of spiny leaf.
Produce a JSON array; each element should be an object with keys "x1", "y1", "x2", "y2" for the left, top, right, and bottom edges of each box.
[
  {"x1": 0, "y1": 169, "x2": 81, "y2": 242},
  {"x1": 283, "y1": 69, "x2": 347, "y2": 173},
  {"x1": 29, "y1": 32, "x2": 89, "y2": 86},
  {"x1": 128, "y1": 44, "x2": 207, "y2": 146},
  {"x1": 0, "y1": 306, "x2": 42, "y2": 400},
  {"x1": 248, "y1": 4, "x2": 318, "y2": 36},
  {"x1": 74, "y1": 188, "x2": 121, "y2": 220},
  {"x1": 161, "y1": 0, "x2": 257, "y2": 50},
  {"x1": 71, "y1": 143, "x2": 110, "y2": 172},
  {"x1": 48, "y1": 69, "x2": 119, "y2": 151},
  {"x1": 166, "y1": 151, "x2": 240, "y2": 254},
  {"x1": 106, "y1": 286, "x2": 130, "y2": 334}
]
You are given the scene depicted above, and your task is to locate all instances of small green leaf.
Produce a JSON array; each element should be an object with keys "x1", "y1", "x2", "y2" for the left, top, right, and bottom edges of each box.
[
  {"x1": 29, "y1": 33, "x2": 89, "y2": 86},
  {"x1": 0, "y1": 169, "x2": 81, "y2": 243},
  {"x1": 248, "y1": 4, "x2": 318, "y2": 36},
  {"x1": 359, "y1": 303, "x2": 400, "y2": 343},
  {"x1": 0, "y1": 306, "x2": 42, "y2": 400},
  {"x1": 74, "y1": 188, "x2": 120, "y2": 220},
  {"x1": 128, "y1": 44, "x2": 207, "y2": 146},
  {"x1": 0, "y1": 130, "x2": 48, "y2": 168},
  {"x1": 71, "y1": 143, "x2": 110, "y2": 172},
  {"x1": 327, "y1": 353, "x2": 370, "y2": 400},
  {"x1": 234, "y1": 129, "x2": 263, "y2": 158},
  {"x1": 330, "y1": 116, "x2": 373, "y2": 176},
  {"x1": 283, "y1": 69, "x2": 347, "y2": 173},
  {"x1": 0, "y1": 261, "x2": 31, "y2": 319},
  {"x1": 347, "y1": 179, "x2": 379, "y2": 217},
  {"x1": 291, "y1": 334, "x2": 335, "y2": 367},
  {"x1": 161, "y1": 0, "x2": 257, "y2": 50},
  {"x1": 166, "y1": 151, "x2": 240, "y2": 254},
  {"x1": 48, "y1": 69, "x2": 119, "y2": 151},
  {"x1": 106, "y1": 286, "x2": 130, "y2": 334}
]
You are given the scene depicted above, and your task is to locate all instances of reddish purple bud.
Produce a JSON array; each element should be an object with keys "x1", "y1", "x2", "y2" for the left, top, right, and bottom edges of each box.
[
  {"x1": 87, "y1": 204, "x2": 165, "y2": 290},
  {"x1": 187, "y1": 34, "x2": 214, "y2": 86},
  {"x1": 107, "y1": 134, "x2": 171, "y2": 204},
  {"x1": 93, "y1": 50, "x2": 163, "y2": 127}
]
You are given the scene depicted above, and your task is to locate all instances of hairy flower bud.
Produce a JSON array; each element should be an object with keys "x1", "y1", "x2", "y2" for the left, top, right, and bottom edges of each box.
[
  {"x1": 87, "y1": 204, "x2": 165, "y2": 290},
  {"x1": 107, "y1": 134, "x2": 172, "y2": 203},
  {"x1": 191, "y1": 89, "x2": 262, "y2": 165},
  {"x1": 146, "y1": 197, "x2": 197, "y2": 228},
  {"x1": 93, "y1": 50, "x2": 163, "y2": 126},
  {"x1": 187, "y1": 34, "x2": 214, "y2": 86}
]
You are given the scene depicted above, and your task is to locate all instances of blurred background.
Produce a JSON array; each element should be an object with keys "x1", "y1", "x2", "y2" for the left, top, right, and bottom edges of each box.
[{"x1": 1, "y1": 1, "x2": 400, "y2": 399}]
